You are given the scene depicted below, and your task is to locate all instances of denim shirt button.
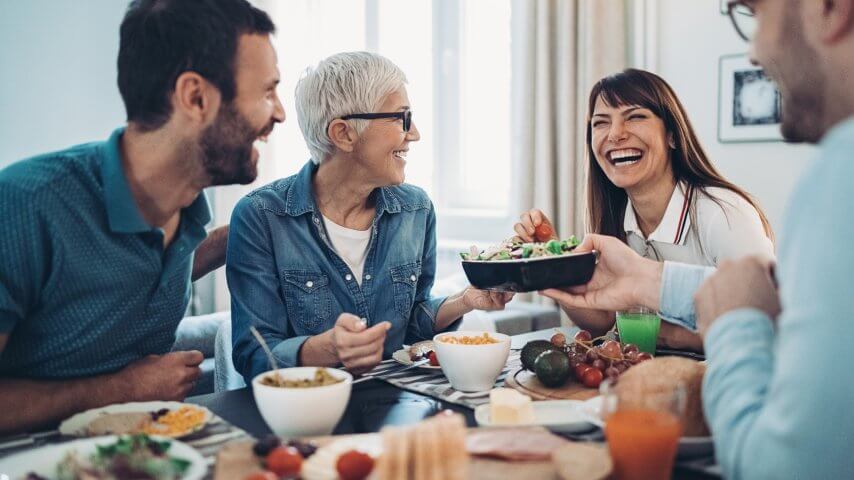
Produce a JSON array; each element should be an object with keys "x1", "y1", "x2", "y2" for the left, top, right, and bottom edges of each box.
[
  {"x1": 306, "y1": 280, "x2": 314, "y2": 288},
  {"x1": 345, "y1": 274, "x2": 353, "y2": 281},
  {"x1": 365, "y1": 274, "x2": 372, "y2": 281},
  {"x1": 313, "y1": 216, "x2": 320, "y2": 224},
  {"x1": 410, "y1": 275, "x2": 417, "y2": 282}
]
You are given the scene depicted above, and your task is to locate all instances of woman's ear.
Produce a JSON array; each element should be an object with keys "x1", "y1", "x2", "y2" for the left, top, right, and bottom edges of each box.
[
  {"x1": 668, "y1": 133, "x2": 677, "y2": 149},
  {"x1": 327, "y1": 119, "x2": 358, "y2": 153}
]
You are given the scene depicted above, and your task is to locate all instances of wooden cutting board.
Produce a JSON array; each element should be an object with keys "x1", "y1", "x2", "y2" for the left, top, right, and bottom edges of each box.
[
  {"x1": 504, "y1": 367, "x2": 599, "y2": 401},
  {"x1": 214, "y1": 430, "x2": 567, "y2": 480}
]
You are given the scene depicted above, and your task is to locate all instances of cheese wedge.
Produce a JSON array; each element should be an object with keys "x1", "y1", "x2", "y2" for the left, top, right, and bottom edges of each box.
[{"x1": 489, "y1": 388, "x2": 536, "y2": 425}]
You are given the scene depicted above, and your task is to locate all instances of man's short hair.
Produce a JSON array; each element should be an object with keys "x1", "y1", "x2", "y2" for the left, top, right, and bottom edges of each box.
[{"x1": 118, "y1": 0, "x2": 275, "y2": 131}]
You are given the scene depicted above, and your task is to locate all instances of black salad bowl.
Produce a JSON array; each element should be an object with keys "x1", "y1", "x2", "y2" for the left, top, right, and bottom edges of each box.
[{"x1": 461, "y1": 250, "x2": 599, "y2": 293}]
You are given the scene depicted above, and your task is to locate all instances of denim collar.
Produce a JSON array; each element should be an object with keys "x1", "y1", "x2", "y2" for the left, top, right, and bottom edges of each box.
[
  {"x1": 285, "y1": 160, "x2": 403, "y2": 217},
  {"x1": 100, "y1": 127, "x2": 211, "y2": 233}
]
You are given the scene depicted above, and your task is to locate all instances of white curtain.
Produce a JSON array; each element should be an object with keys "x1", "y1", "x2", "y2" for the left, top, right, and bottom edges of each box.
[{"x1": 510, "y1": 0, "x2": 630, "y2": 311}]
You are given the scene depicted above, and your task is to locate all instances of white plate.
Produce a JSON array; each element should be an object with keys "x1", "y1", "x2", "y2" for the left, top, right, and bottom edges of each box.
[
  {"x1": 391, "y1": 341, "x2": 442, "y2": 370},
  {"x1": 59, "y1": 401, "x2": 213, "y2": 438},
  {"x1": 474, "y1": 400, "x2": 595, "y2": 433},
  {"x1": 0, "y1": 435, "x2": 207, "y2": 480},
  {"x1": 302, "y1": 433, "x2": 383, "y2": 480},
  {"x1": 580, "y1": 396, "x2": 714, "y2": 458}
]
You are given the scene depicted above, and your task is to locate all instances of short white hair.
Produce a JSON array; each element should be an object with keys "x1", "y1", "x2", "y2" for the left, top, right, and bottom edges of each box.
[{"x1": 295, "y1": 51, "x2": 408, "y2": 164}]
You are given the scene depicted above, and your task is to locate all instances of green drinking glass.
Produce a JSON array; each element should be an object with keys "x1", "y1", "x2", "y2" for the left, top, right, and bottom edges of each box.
[{"x1": 616, "y1": 307, "x2": 660, "y2": 355}]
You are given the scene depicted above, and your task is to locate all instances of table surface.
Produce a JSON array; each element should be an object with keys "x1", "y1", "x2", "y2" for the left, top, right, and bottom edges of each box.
[
  {"x1": 187, "y1": 326, "x2": 720, "y2": 479},
  {"x1": 187, "y1": 327, "x2": 574, "y2": 436}
]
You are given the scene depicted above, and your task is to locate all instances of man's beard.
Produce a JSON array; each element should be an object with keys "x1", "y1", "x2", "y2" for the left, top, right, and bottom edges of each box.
[
  {"x1": 775, "y1": 2, "x2": 826, "y2": 143},
  {"x1": 200, "y1": 103, "x2": 268, "y2": 186}
]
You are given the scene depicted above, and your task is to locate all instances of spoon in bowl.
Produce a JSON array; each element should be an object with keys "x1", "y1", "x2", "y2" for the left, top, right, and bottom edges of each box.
[{"x1": 250, "y1": 326, "x2": 285, "y2": 385}]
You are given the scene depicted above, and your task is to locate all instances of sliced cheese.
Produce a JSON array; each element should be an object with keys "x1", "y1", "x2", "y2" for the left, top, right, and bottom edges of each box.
[{"x1": 489, "y1": 388, "x2": 535, "y2": 425}]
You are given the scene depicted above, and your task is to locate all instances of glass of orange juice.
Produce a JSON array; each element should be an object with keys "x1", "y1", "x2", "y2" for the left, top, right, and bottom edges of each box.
[{"x1": 601, "y1": 379, "x2": 685, "y2": 480}]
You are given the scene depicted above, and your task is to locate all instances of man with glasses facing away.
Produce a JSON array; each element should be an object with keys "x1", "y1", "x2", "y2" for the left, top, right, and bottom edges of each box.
[
  {"x1": 0, "y1": 0, "x2": 283, "y2": 434},
  {"x1": 541, "y1": 1, "x2": 854, "y2": 477}
]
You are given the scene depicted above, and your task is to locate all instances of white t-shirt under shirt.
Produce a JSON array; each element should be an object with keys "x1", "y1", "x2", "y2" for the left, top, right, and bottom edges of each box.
[
  {"x1": 624, "y1": 183, "x2": 775, "y2": 266},
  {"x1": 322, "y1": 215, "x2": 372, "y2": 285}
]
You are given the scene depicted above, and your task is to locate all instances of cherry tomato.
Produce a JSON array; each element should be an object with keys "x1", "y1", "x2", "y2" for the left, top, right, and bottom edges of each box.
[
  {"x1": 336, "y1": 450, "x2": 375, "y2": 480},
  {"x1": 266, "y1": 446, "x2": 302, "y2": 477},
  {"x1": 581, "y1": 367, "x2": 604, "y2": 388},
  {"x1": 534, "y1": 222, "x2": 554, "y2": 241},
  {"x1": 428, "y1": 350, "x2": 440, "y2": 367},
  {"x1": 574, "y1": 364, "x2": 592, "y2": 380},
  {"x1": 244, "y1": 472, "x2": 277, "y2": 480}
]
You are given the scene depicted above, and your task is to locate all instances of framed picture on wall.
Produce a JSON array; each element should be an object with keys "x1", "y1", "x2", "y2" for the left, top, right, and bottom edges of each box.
[{"x1": 718, "y1": 53, "x2": 783, "y2": 143}]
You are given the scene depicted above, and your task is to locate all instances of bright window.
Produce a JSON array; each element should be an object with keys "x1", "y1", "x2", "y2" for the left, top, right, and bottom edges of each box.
[{"x1": 263, "y1": 0, "x2": 513, "y2": 244}]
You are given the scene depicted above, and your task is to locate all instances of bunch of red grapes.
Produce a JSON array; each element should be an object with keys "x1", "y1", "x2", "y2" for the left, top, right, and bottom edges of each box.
[{"x1": 550, "y1": 330, "x2": 652, "y2": 388}]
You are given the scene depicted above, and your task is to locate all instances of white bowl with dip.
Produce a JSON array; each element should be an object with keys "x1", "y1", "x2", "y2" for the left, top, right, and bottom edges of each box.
[
  {"x1": 252, "y1": 367, "x2": 352, "y2": 437},
  {"x1": 433, "y1": 331, "x2": 511, "y2": 392}
]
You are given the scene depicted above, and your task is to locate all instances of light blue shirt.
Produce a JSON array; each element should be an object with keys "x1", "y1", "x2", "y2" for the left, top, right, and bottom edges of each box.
[{"x1": 659, "y1": 117, "x2": 854, "y2": 479}]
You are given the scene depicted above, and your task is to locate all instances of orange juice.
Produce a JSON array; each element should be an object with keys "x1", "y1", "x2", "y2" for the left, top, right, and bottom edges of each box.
[{"x1": 604, "y1": 408, "x2": 682, "y2": 480}]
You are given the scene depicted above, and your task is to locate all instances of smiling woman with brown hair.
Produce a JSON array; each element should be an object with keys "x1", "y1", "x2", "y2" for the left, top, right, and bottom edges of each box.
[{"x1": 515, "y1": 68, "x2": 774, "y2": 350}]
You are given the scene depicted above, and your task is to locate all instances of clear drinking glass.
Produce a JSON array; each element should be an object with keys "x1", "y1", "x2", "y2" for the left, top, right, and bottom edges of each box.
[{"x1": 601, "y1": 379, "x2": 685, "y2": 480}]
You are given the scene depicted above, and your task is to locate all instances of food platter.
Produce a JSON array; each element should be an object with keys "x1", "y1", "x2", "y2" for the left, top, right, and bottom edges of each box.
[
  {"x1": 0, "y1": 435, "x2": 207, "y2": 480},
  {"x1": 474, "y1": 399, "x2": 595, "y2": 434},
  {"x1": 391, "y1": 340, "x2": 442, "y2": 370},
  {"x1": 59, "y1": 401, "x2": 213, "y2": 438}
]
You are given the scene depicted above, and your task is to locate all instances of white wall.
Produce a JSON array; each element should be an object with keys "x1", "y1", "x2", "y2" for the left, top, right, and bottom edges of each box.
[
  {"x1": 644, "y1": 0, "x2": 816, "y2": 232},
  {"x1": 0, "y1": 0, "x2": 127, "y2": 168}
]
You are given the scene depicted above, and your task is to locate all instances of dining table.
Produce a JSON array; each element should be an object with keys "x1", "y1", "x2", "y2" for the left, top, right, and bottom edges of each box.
[
  {"x1": 0, "y1": 327, "x2": 721, "y2": 480},
  {"x1": 185, "y1": 326, "x2": 721, "y2": 480}
]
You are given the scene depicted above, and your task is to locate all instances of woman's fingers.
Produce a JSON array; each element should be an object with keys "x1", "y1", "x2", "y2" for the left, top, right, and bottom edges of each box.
[{"x1": 513, "y1": 223, "x2": 534, "y2": 242}]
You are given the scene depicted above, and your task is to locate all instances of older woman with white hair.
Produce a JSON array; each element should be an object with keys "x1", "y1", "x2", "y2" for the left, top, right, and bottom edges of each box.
[{"x1": 227, "y1": 51, "x2": 512, "y2": 383}]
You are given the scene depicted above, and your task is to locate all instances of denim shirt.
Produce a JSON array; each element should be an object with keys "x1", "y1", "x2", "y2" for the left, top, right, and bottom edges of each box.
[{"x1": 227, "y1": 161, "x2": 450, "y2": 384}]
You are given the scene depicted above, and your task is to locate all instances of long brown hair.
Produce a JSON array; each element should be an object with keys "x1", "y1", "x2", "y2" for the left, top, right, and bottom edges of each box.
[{"x1": 585, "y1": 68, "x2": 773, "y2": 244}]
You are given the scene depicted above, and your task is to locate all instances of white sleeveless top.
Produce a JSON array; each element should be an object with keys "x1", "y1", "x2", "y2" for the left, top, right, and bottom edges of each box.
[{"x1": 624, "y1": 183, "x2": 774, "y2": 266}]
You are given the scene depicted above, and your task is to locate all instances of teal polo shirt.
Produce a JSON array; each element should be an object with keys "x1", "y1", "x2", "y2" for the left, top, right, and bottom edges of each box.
[{"x1": 0, "y1": 128, "x2": 210, "y2": 379}]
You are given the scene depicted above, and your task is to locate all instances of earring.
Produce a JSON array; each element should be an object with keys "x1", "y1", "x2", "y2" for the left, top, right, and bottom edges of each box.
[{"x1": 668, "y1": 139, "x2": 676, "y2": 149}]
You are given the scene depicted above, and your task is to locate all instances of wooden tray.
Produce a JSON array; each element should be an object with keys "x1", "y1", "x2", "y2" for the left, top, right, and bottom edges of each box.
[
  {"x1": 214, "y1": 430, "x2": 564, "y2": 480},
  {"x1": 503, "y1": 367, "x2": 599, "y2": 401}
]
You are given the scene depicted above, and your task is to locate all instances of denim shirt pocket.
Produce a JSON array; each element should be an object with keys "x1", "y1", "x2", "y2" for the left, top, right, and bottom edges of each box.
[
  {"x1": 390, "y1": 261, "x2": 422, "y2": 318},
  {"x1": 281, "y1": 270, "x2": 333, "y2": 333}
]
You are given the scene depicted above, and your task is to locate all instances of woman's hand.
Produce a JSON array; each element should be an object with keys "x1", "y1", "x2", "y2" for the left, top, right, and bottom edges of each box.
[
  {"x1": 513, "y1": 209, "x2": 558, "y2": 243},
  {"x1": 331, "y1": 313, "x2": 391, "y2": 375},
  {"x1": 462, "y1": 287, "x2": 514, "y2": 311}
]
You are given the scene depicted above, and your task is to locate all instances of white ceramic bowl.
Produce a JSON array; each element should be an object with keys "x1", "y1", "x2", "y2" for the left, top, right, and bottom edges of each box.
[
  {"x1": 433, "y1": 331, "x2": 511, "y2": 392},
  {"x1": 252, "y1": 367, "x2": 352, "y2": 437}
]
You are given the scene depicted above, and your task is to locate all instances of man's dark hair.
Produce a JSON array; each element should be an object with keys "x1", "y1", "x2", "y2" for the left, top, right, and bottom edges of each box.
[{"x1": 118, "y1": 0, "x2": 275, "y2": 130}]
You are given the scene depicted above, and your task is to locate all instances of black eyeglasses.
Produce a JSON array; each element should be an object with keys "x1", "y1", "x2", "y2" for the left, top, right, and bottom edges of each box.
[
  {"x1": 339, "y1": 109, "x2": 412, "y2": 132},
  {"x1": 726, "y1": 0, "x2": 756, "y2": 42}
]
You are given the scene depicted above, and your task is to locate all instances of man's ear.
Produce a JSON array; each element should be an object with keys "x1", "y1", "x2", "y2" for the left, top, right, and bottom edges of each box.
[
  {"x1": 813, "y1": 0, "x2": 854, "y2": 43},
  {"x1": 327, "y1": 119, "x2": 358, "y2": 153},
  {"x1": 173, "y1": 71, "x2": 221, "y2": 125}
]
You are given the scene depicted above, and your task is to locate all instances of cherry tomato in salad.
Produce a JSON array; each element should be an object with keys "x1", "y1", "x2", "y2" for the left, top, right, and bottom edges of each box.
[
  {"x1": 581, "y1": 367, "x2": 604, "y2": 388},
  {"x1": 336, "y1": 450, "x2": 375, "y2": 480},
  {"x1": 427, "y1": 350, "x2": 440, "y2": 367},
  {"x1": 534, "y1": 223, "x2": 555, "y2": 242},
  {"x1": 265, "y1": 446, "x2": 302, "y2": 477}
]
